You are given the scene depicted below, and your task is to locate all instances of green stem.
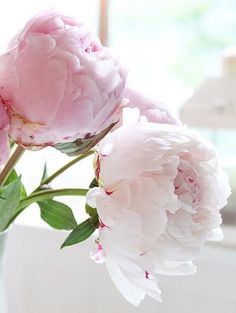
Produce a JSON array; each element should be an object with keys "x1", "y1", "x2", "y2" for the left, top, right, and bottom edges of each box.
[
  {"x1": 5, "y1": 188, "x2": 89, "y2": 230},
  {"x1": 19, "y1": 188, "x2": 89, "y2": 210},
  {"x1": 0, "y1": 145, "x2": 25, "y2": 186},
  {"x1": 34, "y1": 150, "x2": 94, "y2": 192}
]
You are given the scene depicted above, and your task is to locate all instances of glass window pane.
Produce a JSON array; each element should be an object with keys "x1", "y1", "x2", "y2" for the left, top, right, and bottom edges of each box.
[{"x1": 109, "y1": 0, "x2": 236, "y2": 103}]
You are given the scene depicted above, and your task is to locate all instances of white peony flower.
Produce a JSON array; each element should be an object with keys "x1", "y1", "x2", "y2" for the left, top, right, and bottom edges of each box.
[{"x1": 87, "y1": 122, "x2": 231, "y2": 306}]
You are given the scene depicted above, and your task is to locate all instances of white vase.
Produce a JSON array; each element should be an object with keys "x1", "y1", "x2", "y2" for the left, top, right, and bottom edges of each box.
[{"x1": 0, "y1": 230, "x2": 8, "y2": 313}]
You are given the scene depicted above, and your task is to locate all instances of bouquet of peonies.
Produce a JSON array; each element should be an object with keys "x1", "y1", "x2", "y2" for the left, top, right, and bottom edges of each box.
[{"x1": 0, "y1": 11, "x2": 231, "y2": 306}]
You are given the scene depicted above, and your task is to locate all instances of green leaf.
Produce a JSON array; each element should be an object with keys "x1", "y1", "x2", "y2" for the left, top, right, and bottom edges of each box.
[
  {"x1": 85, "y1": 203, "x2": 96, "y2": 216},
  {"x1": 38, "y1": 199, "x2": 77, "y2": 230},
  {"x1": 4, "y1": 169, "x2": 18, "y2": 185},
  {"x1": 85, "y1": 203, "x2": 99, "y2": 226},
  {"x1": 0, "y1": 179, "x2": 22, "y2": 231},
  {"x1": 55, "y1": 122, "x2": 116, "y2": 156},
  {"x1": 61, "y1": 218, "x2": 96, "y2": 248},
  {"x1": 89, "y1": 177, "x2": 99, "y2": 188},
  {"x1": 4, "y1": 169, "x2": 27, "y2": 198},
  {"x1": 41, "y1": 162, "x2": 48, "y2": 183}
]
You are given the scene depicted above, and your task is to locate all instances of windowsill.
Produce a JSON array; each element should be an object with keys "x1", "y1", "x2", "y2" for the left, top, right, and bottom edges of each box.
[{"x1": 6, "y1": 223, "x2": 236, "y2": 313}]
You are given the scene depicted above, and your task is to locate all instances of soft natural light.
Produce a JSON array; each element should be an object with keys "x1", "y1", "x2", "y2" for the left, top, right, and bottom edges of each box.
[{"x1": 0, "y1": 2, "x2": 235, "y2": 313}]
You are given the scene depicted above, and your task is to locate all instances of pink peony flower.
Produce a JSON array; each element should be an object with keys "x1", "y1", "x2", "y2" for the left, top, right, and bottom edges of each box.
[
  {"x1": 87, "y1": 122, "x2": 231, "y2": 305},
  {"x1": 0, "y1": 11, "x2": 126, "y2": 149}
]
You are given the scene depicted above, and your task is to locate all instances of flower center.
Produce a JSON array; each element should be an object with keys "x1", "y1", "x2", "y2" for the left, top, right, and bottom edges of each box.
[{"x1": 174, "y1": 160, "x2": 202, "y2": 206}]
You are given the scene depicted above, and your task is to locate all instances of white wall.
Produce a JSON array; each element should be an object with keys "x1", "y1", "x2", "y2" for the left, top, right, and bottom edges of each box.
[{"x1": 3, "y1": 224, "x2": 236, "y2": 313}]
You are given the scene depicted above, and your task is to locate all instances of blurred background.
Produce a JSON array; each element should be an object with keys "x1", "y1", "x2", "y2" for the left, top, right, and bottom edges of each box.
[{"x1": 0, "y1": 0, "x2": 236, "y2": 312}]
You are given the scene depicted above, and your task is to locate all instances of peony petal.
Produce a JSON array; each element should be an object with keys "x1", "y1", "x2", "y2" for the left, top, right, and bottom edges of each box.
[
  {"x1": 0, "y1": 130, "x2": 10, "y2": 166},
  {"x1": 0, "y1": 104, "x2": 10, "y2": 166},
  {"x1": 123, "y1": 87, "x2": 181, "y2": 125},
  {"x1": 106, "y1": 257, "x2": 145, "y2": 306}
]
